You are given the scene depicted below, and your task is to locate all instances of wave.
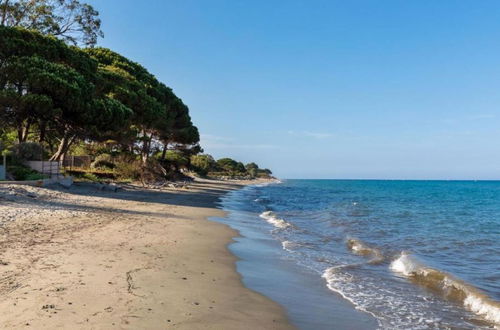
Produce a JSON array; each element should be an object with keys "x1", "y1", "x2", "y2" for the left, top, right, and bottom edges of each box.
[
  {"x1": 254, "y1": 197, "x2": 271, "y2": 203},
  {"x1": 391, "y1": 252, "x2": 500, "y2": 326},
  {"x1": 322, "y1": 267, "x2": 380, "y2": 320},
  {"x1": 346, "y1": 238, "x2": 384, "y2": 264},
  {"x1": 282, "y1": 240, "x2": 300, "y2": 251},
  {"x1": 254, "y1": 179, "x2": 282, "y2": 187},
  {"x1": 259, "y1": 211, "x2": 292, "y2": 229}
]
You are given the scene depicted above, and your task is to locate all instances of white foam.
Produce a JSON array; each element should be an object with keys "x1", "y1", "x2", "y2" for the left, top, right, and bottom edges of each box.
[
  {"x1": 391, "y1": 252, "x2": 500, "y2": 326},
  {"x1": 321, "y1": 265, "x2": 456, "y2": 329},
  {"x1": 464, "y1": 294, "x2": 500, "y2": 325},
  {"x1": 259, "y1": 211, "x2": 292, "y2": 229},
  {"x1": 322, "y1": 267, "x2": 380, "y2": 321},
  {"x1": 281, "y1": 240, "x2": 299, "y2": 251},
  {"x1": 390, "y1": 252, "x2": 422, "y2": 276},
  {"x1": 346, "y1": 239, "x2": 384, "y2": 264}
]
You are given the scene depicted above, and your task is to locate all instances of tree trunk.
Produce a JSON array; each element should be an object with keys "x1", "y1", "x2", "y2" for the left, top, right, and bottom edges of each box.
[
  {"x1": 50, "y1": 132, "x2": 76, "y2": 162},
  {"x1": 16, "y1": 118, "x2": 32, "y2": 143},
  {"x1": 0, "y1": 0, "x2": 10, "y2": 26},
  {"x1": 38, "y1": 121, "x2": 46, "y2": 143},
  {"x1": 140, "y1": 130, "x2": 151, "y2": 164},
  {"x1": 161, "y1": 142, "x2": 168, "y2": 161},
  {"x1": 17, "y1": 126, "x2": 23, "y2": 143}
]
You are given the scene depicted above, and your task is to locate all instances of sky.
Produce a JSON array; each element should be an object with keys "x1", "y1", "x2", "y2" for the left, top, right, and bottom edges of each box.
[{"x1": 87, "y1": 0, "x2": 500, "y2": 179}]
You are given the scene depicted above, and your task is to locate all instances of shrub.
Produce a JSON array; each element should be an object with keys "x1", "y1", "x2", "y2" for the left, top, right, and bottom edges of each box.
[
  {"x1": 7, "y1": 164, "x2": 46, "y2": 181},
  {"x1": 115, "y1": 161, "x2": 141, "y2": 181},
  {"x1": 82, "y1": 173, "x2": 99, "y2": 182},
  {"x1": 190, "y1": 154, "x2": 215, "y2": 176},
  {"x1": 24, "y1": 173, "x2": 47, "y2": 180},
  {"x1": 11, "y1": 142, "x2": 44, "y2": 161},
  {"x1": 165, "y1": 150, "x2": 189, "y2": 169},
  {"x1": 91, "y1": 153, "x2": 115, "y2": 170}
]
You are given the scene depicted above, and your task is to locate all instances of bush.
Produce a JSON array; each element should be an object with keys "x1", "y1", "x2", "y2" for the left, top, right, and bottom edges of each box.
[
  {"x1": 115, "y1": 161, "x2": 141, "y2": 180},
  {"x1": 11, "y1": 142, "x2": 44, "y2": 161},
  {"x1": 190, "y1": 154, "x2": 215, "y2": 176},
  {"x1": 91, "y1": 153, "x2": 115, "y2": 170},
  {"x1": 7, "y1": 164, "x2": 47, "y2": 181},
  {"x1": 24, "y1": 173, "x2": 47, "y2": 180},
  {"x1": 80, "y1": 173, "x2": 99, "y2": 182},
  {"x1": 165, "y1": 150, "x2": 189, "y2": 169}
]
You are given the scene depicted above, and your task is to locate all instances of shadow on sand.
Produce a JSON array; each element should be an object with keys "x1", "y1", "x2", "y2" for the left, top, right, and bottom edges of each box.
[{"x1": 1, "y1": 179, "x2": 244, "y2": 219}]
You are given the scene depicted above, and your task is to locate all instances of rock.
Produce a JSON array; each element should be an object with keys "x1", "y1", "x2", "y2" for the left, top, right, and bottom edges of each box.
[
  {"x1": 58, "y1": 177, "x2": 73, "y2": 189},
  {"x1": 26, "y1": 192, "x2": 37, "y2": 198},
  {"x1": 106, "y1": 183, "x2": 119, "y2": 192}
]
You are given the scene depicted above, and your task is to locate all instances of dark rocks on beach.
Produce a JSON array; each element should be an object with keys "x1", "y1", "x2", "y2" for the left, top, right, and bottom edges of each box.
[{"x1": 96, "y1": 183, "x2": 119, "y2": 192}]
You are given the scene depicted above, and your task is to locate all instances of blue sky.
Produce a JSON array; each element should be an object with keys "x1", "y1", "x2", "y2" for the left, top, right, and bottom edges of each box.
[{"x1": 87, "y1": 0, "x2": 500, "y2": 179}]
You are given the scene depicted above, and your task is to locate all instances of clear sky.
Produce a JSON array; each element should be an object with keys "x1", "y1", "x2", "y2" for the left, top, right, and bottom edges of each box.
[{"x1": 87, "y1": 0, "x2": 500, "y2": 179}]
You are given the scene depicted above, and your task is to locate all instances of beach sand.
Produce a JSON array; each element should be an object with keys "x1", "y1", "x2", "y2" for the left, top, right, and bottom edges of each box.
[{"x1": 0, "y1": 179, "x2": 293, "y2": 329}]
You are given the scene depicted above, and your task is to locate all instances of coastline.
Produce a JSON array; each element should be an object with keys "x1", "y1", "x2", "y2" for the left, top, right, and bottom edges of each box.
[
  {"x1": 214, "y1": 183, "x2": 379, "y2": 330},
  {"x1": 0, "y1": 179, "x2": 293, "y2": 329}
]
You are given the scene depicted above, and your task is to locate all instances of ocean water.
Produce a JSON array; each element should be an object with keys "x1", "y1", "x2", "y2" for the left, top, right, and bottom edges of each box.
[{"x1": 215, "y1": 180, "x2": 500, "y2": 329}]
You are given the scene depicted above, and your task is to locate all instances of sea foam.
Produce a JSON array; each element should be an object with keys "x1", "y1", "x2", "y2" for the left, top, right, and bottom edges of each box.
[
  {"x1": 391, "y1": 253, "x2": 500, "y2": 326},
  {"x1": 259, "y1": 211, "x2": 292, "y2": 229},
  {"x1": 346, "y1": 238, "x2": 384, "y2": 264},
  {"x1": 281, "y1": 240, "x2": 297, "y2": 251}
]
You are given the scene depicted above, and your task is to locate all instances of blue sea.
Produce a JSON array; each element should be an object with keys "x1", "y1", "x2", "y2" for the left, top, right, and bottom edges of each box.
[{"x1": 214, "y1": 180, "x2": 500, "y2": 329}]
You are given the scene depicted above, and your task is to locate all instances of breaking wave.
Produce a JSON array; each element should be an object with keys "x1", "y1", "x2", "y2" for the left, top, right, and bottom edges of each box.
[
  {"x1": 391, "y1": 252, "x2": 500, "y2": 326},
  {"x1": 346, "y1": 238, "x2": 384, "y2": 264},
  {"x1": 282, "y1": 240, "x2": 299, "y2": 251},
  {"x1": 259, "y1": 211, "x2": 292, "y2": 229}
]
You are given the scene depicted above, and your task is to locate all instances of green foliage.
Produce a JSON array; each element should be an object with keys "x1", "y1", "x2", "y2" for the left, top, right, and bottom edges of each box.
[
  {"x1": 0, "y1": 26, "x2": 98, "y2": 159},
  {"x1": 165, "y1": 150, "x2": 189, "y2": 168},
  {"x1": 216, "y1": 158, "x2": 238, "y2": 172},
  {"x1": 200, "y1": 156, "x2": 274, "y2": 179},
  {"x1": 11, "y1": 142, "x2": 44, "y2": 161},
  {"x1": 81, "y1": 172, "x2": 99, "y2": 182},
  {"x1": 0, "y1": 26, "x2": 270, "y2": 182},
  {"x1": 0, "y1": 129, "x2": 16, "y2": 151},
  {"x1": 1, "y1": 149, "x2": 11, "y2": 157},
  {"x1": 0, "y1": 27, "x2": 199, "y2": 165},
  {"x1": 245, "y1": 162, "x2": 259, "y2": 177},
  {"x1": 190, "y1": 154, "x2": 215, "y2": 176},
  {"x1": 0, "y1": 0, "x2": 103, "y2": 46},
  {"x1": 261, "y1": 168, "x2": 273, "y2": 175},
  {"x1": 90, "y1": 153, "x2": 115, "y2": 170},
  {"x1": 7, "y1": 164, "x2": 46, "y2": 181},
  {"x1": 114, "y1": 161, "x2": 141, "y2": 181},
  {"x1": 24, "y1": 172, "x2": 47, "y2": 180},
  {"x1": 245, "y1": 162, "x2": 259, "y2": 170}
]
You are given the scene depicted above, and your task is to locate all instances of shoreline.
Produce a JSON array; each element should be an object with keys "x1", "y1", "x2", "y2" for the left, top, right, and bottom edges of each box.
[
  {"x1": 0, "y1": 179, "x2": 293, "y2": 329},
  {"x1": 214, "y1": 183, "x2": 380, "y2": 330}
]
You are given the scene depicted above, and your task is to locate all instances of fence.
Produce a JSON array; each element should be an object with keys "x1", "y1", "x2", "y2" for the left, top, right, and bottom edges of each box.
[
  {"x1": 25, "y1": 161, "x2": 61, "y2": 178},
  {"x1": 0, "y1": 165, "x2": 5, "y2": 180},
  {"x1": 61, "y1": 155, "x2": 92, "y2": 170}
]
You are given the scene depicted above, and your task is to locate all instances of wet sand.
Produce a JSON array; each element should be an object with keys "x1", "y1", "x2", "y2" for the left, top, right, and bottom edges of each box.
[{"x1": 0, "y1": 179, "x2": 292, "y2": 329}]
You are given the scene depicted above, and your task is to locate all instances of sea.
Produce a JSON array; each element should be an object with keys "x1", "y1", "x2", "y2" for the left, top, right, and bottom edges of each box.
[{"x1": 213, "y1": 180, "x2": 500, "y2": 329}]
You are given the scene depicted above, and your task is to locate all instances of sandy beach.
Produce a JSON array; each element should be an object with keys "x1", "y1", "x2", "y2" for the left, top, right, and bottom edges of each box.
[{"x1": 0, "y1": 179, "x2": 292, "y2": 329}]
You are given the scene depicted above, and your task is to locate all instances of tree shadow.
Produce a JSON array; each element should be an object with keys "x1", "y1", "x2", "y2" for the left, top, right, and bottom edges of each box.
[
  {"x1": 50, "y1": 180, "x2": 244, "y2": 209},
  {"x1": 1, "y1": 180, "x2": 249, "y2": 222}
]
